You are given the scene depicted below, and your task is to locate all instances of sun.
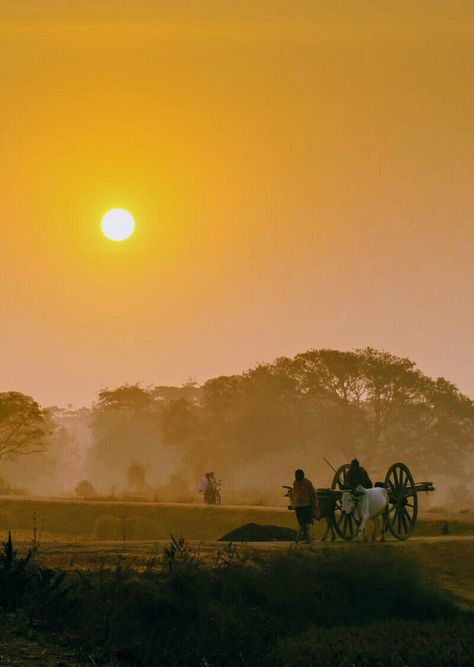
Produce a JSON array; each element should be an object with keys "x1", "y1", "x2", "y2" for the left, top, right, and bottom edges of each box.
[{"x1": 101, "y1": 209, "x2": 135, "y2": 241}]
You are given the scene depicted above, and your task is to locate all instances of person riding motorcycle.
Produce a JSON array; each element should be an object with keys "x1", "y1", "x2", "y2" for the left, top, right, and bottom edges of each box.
[{"x1": 199, "y1": 472, "x2": 221, "y2": 505}]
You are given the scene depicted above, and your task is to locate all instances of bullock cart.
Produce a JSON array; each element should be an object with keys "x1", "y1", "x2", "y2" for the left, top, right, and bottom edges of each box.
[
  {"x1": 284, "y1": 462, "x2": 434, "y2": 542},
  {"x1": 326, "y1": 462, "x2": 435, "y2": 541}
]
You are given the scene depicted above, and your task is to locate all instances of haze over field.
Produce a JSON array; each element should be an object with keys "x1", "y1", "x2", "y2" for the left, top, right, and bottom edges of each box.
[
  {"x1": 1, "y1": 1, "x2": 473, "y2": 408},
  {"x1": 1, "y1": 8, "x2": 474, "y2": 665}
]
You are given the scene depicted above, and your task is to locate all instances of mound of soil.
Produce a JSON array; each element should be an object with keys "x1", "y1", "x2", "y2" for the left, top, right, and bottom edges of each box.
[{"x1": 219, "y1": 522, "x2": 297, "y2": 542}]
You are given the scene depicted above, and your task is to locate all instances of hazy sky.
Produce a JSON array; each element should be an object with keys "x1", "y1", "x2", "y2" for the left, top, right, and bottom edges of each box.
[{"x1": 1, "y1": 1, "x2": 473, "y2": 407}]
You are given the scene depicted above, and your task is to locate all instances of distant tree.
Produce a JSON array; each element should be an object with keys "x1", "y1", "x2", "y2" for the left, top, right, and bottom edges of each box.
[
  {"x1": 201, "y1": 365, "x2": 311, "y2": 465},
  {"x1": 85, "y1": 350, "x2": 474, "y2": 489},
  {"x1": 290, "y1": 347, "x2": 474, "y2": 469},
  {"x1": 88, "y1": 385, "x2": 162, "y2": 483},
  {"x1": 74, "y1": 479, "x2": 97, "y2": 499},
  {"x1": 0, "y1": 392, "x2": 51, "y2": 462},
  {"x1": 292, "y1": 349, "x2": 368, "y2": 456},
  {"x1": 94, "y1": 384, "x2": 155, "y2": 412},
  {"x1": 383, "y1": 375, "x2": 474, "y2": 474},
  {"x1": 161, "y1": 399, "x2": 201, "y2": 446},
  {"x1": 127, "y1": 461, "x2": 149, "y2": 494}
]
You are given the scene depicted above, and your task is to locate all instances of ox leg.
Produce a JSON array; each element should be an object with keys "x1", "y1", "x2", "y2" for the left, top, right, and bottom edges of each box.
[
  {"x1": 381, "y1": 510, "x2": 387, "y2": 542},
  {"x1": 357, "y1": 516, "x2": 368, "y2": 542},
  {"x1": 321, "y1": 518, "x2": 337, "y2": 542},
  {"x1": 321, "y1": 518, "x2": 332, "y2": 541},
  {"x1": 371, "y1": 518, "x2": 378, "y2": 542}
]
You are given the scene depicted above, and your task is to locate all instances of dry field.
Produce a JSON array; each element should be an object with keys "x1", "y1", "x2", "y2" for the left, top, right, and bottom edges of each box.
[
  {"x1": 1, "y1": 498, "x2": 473, "y2": 666},
  {"x1": 2, "y1": 495, "x2": 474, "y2": 542},
  {"x1": 1, "y1": 495, "x2": 473, "y2": 607}
]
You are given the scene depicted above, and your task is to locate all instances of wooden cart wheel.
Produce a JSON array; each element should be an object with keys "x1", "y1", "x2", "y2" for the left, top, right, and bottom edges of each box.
[
  {"x1": 333, "y1": 496, "x2": 360, "y2": 541},
  {"x1": 385, "y1": 462, "x2": 418, "y2": 540},
  {"x1": 330, "y1": 464, "x2": 359, "y2": 540},
  {"x1": 331, "y1": 464, "x2": 351, "y2": 490}
]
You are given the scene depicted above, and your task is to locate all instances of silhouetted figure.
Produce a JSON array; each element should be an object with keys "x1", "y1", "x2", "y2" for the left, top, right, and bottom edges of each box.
[
  {"x1": 290, "y1": 469, "x2": 320, "y2": 543},
  {"x1": 199, "y1": 472, "x2": 221, "y2": 504},
  {"x1": 345, "y1": 459, "x2": 373, "y2": 489}
]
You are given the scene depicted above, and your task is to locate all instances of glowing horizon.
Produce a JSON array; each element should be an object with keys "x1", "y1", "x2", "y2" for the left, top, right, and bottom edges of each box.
[{"x1": 1, "y1": 2, "x2": 473, "y2": 407}]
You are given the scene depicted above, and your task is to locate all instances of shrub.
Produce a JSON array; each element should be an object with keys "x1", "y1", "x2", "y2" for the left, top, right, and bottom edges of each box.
[
  {"x1": 0, "y1": 533, "x2": 74, "y2": 625},
  {"x1": 0, "y1": 538, "x2": 470, "y2": 667},
  {"x1": 74, "y1": 480, "x2": 97, "y2": 499},
  {"x1": 270, "y1": 619, "x2": 474, "y2": 667},
  {"x1": 69, "y1": 543, "x2": 463, "y2": 665}
]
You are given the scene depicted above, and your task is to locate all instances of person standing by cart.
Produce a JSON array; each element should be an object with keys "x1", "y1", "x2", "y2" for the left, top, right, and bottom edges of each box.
[{"x1": 290, "y1": 469, "x2": 320, "y2": 543}]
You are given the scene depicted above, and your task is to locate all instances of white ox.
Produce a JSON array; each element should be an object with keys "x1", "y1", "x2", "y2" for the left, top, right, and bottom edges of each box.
[{"x1": 341, "y1": 485, "x2": 389, "y2": 541}]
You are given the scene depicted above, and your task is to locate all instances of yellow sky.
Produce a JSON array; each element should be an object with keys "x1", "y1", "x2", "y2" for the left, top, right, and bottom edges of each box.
[{"x1": 1, "y1": 1, "x2": 473, "y2": 406}]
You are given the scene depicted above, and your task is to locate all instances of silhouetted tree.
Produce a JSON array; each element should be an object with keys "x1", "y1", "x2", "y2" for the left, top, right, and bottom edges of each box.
[
  {"x1": 127, "y1": 461, "x2": 149, "y2": 494},
  {"x1": 0, "y1": 392, "x2": 51, "y2": 462},
  {"x1": 85, "y1": 349, "x2": 474, "y2": 489},
  {"x1": 74, "y1": 479, "x2": 97, "y2": 499}
]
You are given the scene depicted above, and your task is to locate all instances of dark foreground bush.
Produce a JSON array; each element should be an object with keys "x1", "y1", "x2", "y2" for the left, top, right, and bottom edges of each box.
[
  {"x1": 270, "y1": 618, "x2": 474, "y2": 667},
  {"x1": 0, "y1": 533, "x2": 76, "y2": 630},
  {"x1": 0, "y1": 537, "x2": 471, "y2": 666}
]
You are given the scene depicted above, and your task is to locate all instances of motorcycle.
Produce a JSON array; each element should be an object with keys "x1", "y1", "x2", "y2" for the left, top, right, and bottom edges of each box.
[{"x1": 204, "y1": 478, "x2": 222, "y2": 505}]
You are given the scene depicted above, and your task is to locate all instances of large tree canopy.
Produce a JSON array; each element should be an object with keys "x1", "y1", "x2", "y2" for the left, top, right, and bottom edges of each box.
[{"x1": 85, "y1": 350, "x2": 474, "y2": 485}]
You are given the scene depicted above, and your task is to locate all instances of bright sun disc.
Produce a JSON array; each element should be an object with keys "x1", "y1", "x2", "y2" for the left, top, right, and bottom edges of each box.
[{"x1": 101, "y1": 209, "x2": 135, "y2": 241}]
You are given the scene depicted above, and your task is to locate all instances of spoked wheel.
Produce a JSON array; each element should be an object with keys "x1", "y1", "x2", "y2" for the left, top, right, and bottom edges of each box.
[
  {"x1": 333, "y1": 498, "x2": 360, "y2": 541},
  {"x1": 331, "y1": 463, "x2": 359, "y2": 540},
  {"x1": 385, "y1": 462, "x2": 418, "y2": 540},
  {"x1": 331, "y1": 464, "x2": 351, "y2": 491}
]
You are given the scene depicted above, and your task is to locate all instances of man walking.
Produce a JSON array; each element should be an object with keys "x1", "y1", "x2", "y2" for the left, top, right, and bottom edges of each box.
[{"x1": 290, "y1": 469, "x2": 320, "y2": 543}]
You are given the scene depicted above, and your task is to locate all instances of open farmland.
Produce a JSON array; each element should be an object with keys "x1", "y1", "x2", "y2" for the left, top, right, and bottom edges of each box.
[
  {"x1": 2, "y1": 495, "x2": 474, "y2": 542},
  {"x1": 1, "y1": 495, "x2": 474, "y2": 605}
]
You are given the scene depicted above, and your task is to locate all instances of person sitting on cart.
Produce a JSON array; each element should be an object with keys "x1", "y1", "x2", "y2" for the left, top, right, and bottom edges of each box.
[
  {"x1": 345, "y1": 459, "x2": 373, "y2": 489},
  {"x1": 290, "y1": 469, "x2": 320, "y2": 543}
]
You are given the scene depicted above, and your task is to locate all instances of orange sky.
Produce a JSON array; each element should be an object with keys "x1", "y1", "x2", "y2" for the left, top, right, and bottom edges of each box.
[{"x1": 1, "y1": 1, "x2": 473, "y2": 406}]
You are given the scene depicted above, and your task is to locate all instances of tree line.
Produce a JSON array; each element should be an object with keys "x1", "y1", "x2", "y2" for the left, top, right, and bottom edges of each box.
[{"x1": 1, "y1": 348, "x2": 473, "y2": 491}]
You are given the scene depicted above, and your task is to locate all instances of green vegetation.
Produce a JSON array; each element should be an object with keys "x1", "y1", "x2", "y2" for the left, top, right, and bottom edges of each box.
[{"x1": 0, "y1": 535, "x2": 472, "y2": 666}]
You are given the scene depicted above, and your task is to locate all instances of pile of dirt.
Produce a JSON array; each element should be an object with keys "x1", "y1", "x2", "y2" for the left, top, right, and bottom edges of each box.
[{"x1": 219, "y1": 522, "x2": 297, "y2": 542}]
